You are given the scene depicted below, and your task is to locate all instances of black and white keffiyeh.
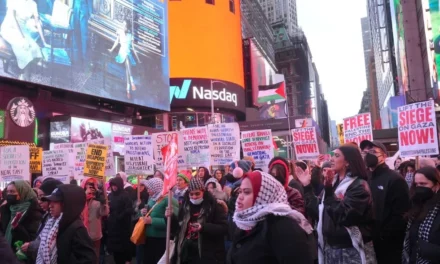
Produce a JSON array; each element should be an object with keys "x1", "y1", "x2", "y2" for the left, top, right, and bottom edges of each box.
[
  {"x1": 403, "y1": 204, "x2": 440, "y2": 264},
  {"x1": 145, "y1": 178, "x2": 164, "y2": 201},
  {"x1": 233, "y1": 171, "x2": 313, "y2": 234},
  {"x1": 36, "y1": 213, "x2": 63, "y2": 264}
]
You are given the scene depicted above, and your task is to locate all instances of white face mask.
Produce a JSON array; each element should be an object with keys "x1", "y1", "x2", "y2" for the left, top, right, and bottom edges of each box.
[{"x1": 190, "y1": 197, "x2": 204, "y2": 205}]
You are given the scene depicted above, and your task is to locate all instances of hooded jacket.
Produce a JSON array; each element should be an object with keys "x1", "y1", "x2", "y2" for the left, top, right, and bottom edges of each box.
[
  {"x1": 0, "y1": 231, "x2": 18, "y2": 264},
  {"x1": 81, "y1": 178, "x2": 109, "y2": 241},
  {"x1": 56, "y1": 184, "x2": 97, "y2": 264},
  {"x1": 107, "y1": 177, "x2": 133, "y2": 253}
]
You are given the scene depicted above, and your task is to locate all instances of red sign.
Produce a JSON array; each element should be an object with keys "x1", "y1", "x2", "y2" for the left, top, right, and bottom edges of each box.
[
  {"x1": 161, "y1": 133, "x2": 179, "y2": 195},
  {"x1": 291, "y1": 127, "x2": 320, "y2": 160},
  {"x1": 343, "y1": 113, "x2": 373, "y2": 144},
  {"x1": 398, "y1": 100, "x2": 439, "y2": 157}
]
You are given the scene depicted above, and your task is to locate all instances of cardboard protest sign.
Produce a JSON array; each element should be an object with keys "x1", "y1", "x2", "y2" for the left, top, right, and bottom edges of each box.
[
  {"x1": 43, "y1": 149, "x2": 69, "y2": 178},
  {"x1": 343, "y1": 113, "x2": 373, "y2": 144},
  {"x1": 161, "y1": 133, "x2": 179, "y2": 194},
  {"x1": 87, "y1": 138, "x2": 114, "y2": 176},
  {"x1": 241, "y1": 129, "x2": 274, "y2": 172},
  {"x1": 51, "y1": 143, "x2": 75, "y2": 176},
  {"x1": 83, "y1": 144, "x2": 108, "y2": 179},
  {"x1": 30, "y1": 147, "x2": 43, "y2": 174},
  {"x1": 0, "y1": 145, "x2": 30, "y2": 181},
  {"x1": 152, "y1": 132, "x2": 185, "y2": 170},
  {"x1": 207, "y1": 123, "x2": 240, "y2": 166},
  {"x1": 124, "y1": 135, "x2": 154, "y2": 174},
  {"x1": 73, "y1": 142, "x2": 87, "y2": 178},
  {"x1": 181, "y1": 127, "x2": 210, "y2": 168},
  {"x1": 398, "y1": 100, "x2": 439, "y2": 157},
  {"x1": 292, "y1": 127, "x2": 320, "y2": 160}
]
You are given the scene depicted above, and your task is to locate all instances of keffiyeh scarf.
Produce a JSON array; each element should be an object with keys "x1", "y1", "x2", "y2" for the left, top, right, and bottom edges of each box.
[
  {"x1": 233, "y1": 172, "x2": 313, "y2": 234},
  {"x1": 317, "y1": 174, "x2": 367, "y2": 264},
  {"x1": 145, "y1": 178, "x2": 164, "y2": 201},
  {"x1": 403, "y1": 204, "x2": 440, "y2": 264},
  {"x1": 36, "y1": 213, "x2": 63, "y2": 264}
]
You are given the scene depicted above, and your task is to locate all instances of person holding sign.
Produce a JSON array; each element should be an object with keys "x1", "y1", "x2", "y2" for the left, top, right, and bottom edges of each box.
[{"x1": 360, "y1": 140, "x2": 410, "y2": 264}]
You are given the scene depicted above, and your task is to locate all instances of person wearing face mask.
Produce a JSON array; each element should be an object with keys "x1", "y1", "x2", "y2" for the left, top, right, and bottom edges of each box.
[
  {"x1": 403, "y1": 167, "x2": 440, "y2": 263},
  {"x1": 360, "y1": 140, "x2": 410, "y2": 264},
  {"x1": 167, "y1": 177, "x2": 228, "y2": 264},
  {"x1": 0, "y1": 180, "x2": 42, "y2": 248}
]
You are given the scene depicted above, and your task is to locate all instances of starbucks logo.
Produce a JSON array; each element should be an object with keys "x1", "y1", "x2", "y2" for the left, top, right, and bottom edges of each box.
[{"x1": 7, "y1": 97, "x2": 36, "y2": 128}]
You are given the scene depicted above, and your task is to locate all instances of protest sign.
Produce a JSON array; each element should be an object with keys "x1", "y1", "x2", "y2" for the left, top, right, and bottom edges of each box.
[
  {"x1": 398, "y1": 100, "x2": 439, "y2": 157},
  {"x1": 0, "y1": 145, "x2": 30, "y2": 181},
  {"x1": 181, "y1": 127, "x2": 210, "y2": 168},
  {"x1": 343, "y1": 113, "x2": 373, "y2": 144},
  {"x1": 51, "y1": 143, "x2": 75, "y2": 176},
  {"x1": 83, "y1": 144, "x2": 108, "y2": 179},
  {"x1": 292, "y1": 127, "x2": 320, "y2": 160},
  {"x1": 161, "y1": 133, "x2": 179, "y2": 194},
  {"x1": 43, "y1": 149, "x2": 69, "y2": 178},
  {"x1": 241, "y1": 130, "x2": 274, "y2": 172},
  {"x1": 30, "y1": 147, "x2": 43, "y2": 174},
  {"x1": 88, "y1": 138, "x2": 114, "y2": 176},
  {"x1": 124, "y1": 135, "x2": 154, "y2": 174},
  {"x1": 152, "y1": 131, "x2": 185, "y2": 170},
  {"x1": 207, "y1": 123, "x2": 240, "y2": 166},
  {"x1": 73, "y1": 142, "x2": 87, "y2": 178}
]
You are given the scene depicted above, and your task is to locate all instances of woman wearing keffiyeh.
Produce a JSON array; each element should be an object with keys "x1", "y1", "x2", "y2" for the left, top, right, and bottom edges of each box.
[
  {"x1": 227, "y1": 171, "x2": 313, "y2": 264},
  {"x1": 403, "y1": 166, "x2": 440, "y2": 264},
  {"x1": 140, "y1": 178, "x2": 179, "y2": 264}
]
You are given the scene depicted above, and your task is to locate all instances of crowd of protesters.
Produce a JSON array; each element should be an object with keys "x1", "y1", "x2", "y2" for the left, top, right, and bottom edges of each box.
[{"x1": 1, "y1": 140, "x2": 440, "y2": 264}]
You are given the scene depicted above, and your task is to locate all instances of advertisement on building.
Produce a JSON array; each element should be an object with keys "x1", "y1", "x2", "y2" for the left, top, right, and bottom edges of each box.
[
  {"x1": 50, "y1": 120, "x2": 71, "y2": 145},
  {"x1": 427, "y1": 0, "x2": 440, "y2": 98},
  {"x1": 169, "y1": 78, "x2": 246, "y2": 113},
  {"x1": 70, "y1": 117, "x2": 112, "y2": 143},
  {"x1": 0, "y1": 0, "x2": 169, "y2": 110}
]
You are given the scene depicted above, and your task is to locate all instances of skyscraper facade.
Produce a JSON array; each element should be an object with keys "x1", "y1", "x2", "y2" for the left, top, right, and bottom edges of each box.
[
  {"x1": 257, "y1": 0, "x2": 298, "y2": 36},
  {"x1": 361, "y1": 17, "x2": 372, "y2": 89}
]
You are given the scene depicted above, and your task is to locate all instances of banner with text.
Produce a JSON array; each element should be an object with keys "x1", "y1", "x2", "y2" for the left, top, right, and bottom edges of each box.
[
  {"x1": 88, "y1": 138, "x2": 114, "y2": 176},
  {"x1": 51, "y1": 143, "x2": 75, "y2": 177},
  {"x1": 292, "y1": 127, "x2": 320, "y2": 160},
  {"x1": 343, "y1": 113, "x2": 373, "y2": 144},
  {"x1": 152, "y1": 131, "x2": 186, "y2": 170},
  {"x1": 207, "y1": 123, "x2": 240, "y2": 166},
  {"x1": 30, "y1": 147, "x2": 42, "y2": 174},
  {"x1": 124, "y1": 135, "x2": 154, "y2": 174},
  {"x1": 83, "y1": 144, "x2": 108, "y2": 179},
  {"x1": 241, "y1": 129, "x2": 274, "y2": 172},
  {"x1": 181, "y1": 127, "x2": 210, "y2": 168},
  {"x1": 43, "y1": 149, "x2": 70, "y2": 180},
  {"x1": 398, "y1": 100, "x2": 439, "y2": 157},
  {"x1": 0, "y1": 145, "x2": 30, "y2": 181}
]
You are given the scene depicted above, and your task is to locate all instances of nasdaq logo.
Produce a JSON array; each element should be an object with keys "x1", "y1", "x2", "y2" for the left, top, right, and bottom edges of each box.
[{"x1": 170, "y1": 80, "x2": 192, "y2": 103}]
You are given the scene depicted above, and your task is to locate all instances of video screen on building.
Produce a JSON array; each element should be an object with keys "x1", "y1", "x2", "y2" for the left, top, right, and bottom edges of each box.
[{"x1": 0, "y1": 0, "x2": 169, "y2": 111}]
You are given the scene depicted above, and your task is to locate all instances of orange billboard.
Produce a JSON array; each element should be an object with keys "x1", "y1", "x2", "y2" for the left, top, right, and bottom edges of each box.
[{"x1": 169, "y1": 0, "x2": 244, "y2": 88}]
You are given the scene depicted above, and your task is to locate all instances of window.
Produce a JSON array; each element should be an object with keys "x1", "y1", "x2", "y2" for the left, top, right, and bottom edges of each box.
[
  {"x1": 229, "y1": 0, "x2": 235, "y2": 13},
  {"x1": 206, "y1": 0, "x2": 215, "y2": 5}
]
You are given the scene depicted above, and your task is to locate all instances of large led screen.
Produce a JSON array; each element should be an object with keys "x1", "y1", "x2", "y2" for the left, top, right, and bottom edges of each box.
[{"x1": 0, "y1": 0, "x2": 169, "y2": 110}]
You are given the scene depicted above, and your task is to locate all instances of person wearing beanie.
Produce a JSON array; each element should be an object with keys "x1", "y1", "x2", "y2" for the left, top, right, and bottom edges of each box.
[
  {"x1": 173, "y1": 173, "x2": 190, "y2": 204},
  {"x1": 167, "y1": 177, "x2": 228, "y2": 264},
  {"x1": 21, "y1": 179, "x2": 63, "y2": 262},
  {"x1": 228, "y1": 171, "x2": 313, "y2": 264},
  {"x1": 33, "y1": 176, "x2": 44, "y2": 188}
]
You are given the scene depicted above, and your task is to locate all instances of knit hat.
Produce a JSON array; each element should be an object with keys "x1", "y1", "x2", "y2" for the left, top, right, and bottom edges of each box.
[
  {"x1": 188, "y1": 177, "x2": 205, "y2": 192},
  {"x1": 177, "y1": 173, "x2": 190, "y2": 183},
  {"x1": 322, "y1": 161, "x2": 331, "y2": 169},
  {"x1": 33, "y1": 176, "x2": 43, "y2": 188},
  {"x1": 144, "y1": 178, "x2": 163, "y2": 201},
  {"x1": 39, "y1": 179, "x2": 63, "y2": 195},
  {"x1": 230, "y1": 160, "x2": 252, "y2": 179}
]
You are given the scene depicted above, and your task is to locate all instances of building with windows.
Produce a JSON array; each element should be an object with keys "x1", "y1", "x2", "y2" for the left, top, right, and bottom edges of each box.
[
  {"x1": 257, "y1": 0, "x2": 298, "y2": 36},
  {"x1": 361, "y1": 17, "x2": 372, "y2": 90}
]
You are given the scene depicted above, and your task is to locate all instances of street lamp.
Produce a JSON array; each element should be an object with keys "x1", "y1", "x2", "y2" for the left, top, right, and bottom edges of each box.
[{"x1": 210, "y1": 79, "x2": 227, "y2": 124}]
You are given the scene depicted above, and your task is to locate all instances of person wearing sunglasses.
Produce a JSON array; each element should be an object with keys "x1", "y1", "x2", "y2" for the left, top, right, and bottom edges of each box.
[{"x1": 360, "y1": 140, "x2": 410, "y2": 264}]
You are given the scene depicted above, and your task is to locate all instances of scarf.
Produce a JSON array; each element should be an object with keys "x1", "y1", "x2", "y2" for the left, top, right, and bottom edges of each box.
[
  {"x1": 5, "y1": 201, "x2": 31, "y2": 245},
  {"x1": 403, "y1": 204, "x2": 440, "y2": 264},
  {"x1": 233, "y1": 172, "x2": 313, "y2": 234},
  {"x1": 36, "y1": 213, "x2": 63, "y2": 264},
  {"x1": 317, "y1": 173, "x2": 366, "y2": 264},
  {"x1": 174, "y1": 187, "x2": 188, "y2": 199},
  {"x1": 145, "y1": 178, "x2": 164, "y2": 201}
]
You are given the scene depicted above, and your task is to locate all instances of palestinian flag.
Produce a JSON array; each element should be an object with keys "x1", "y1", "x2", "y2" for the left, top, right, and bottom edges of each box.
[{"x1": 258, "y1": 82, "x2": 286, "y2": 103}]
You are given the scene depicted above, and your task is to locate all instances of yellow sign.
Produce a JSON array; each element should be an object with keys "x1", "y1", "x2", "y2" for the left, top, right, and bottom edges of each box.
[
  {"x1": 83, "y1": 144, "x2": 108, "y2": 179},
  {"x1": 337, "y1": 124, "x2": 344, "y2": 145},
  {"x1": 29, "y1": 147, "x2": 42, "y2": 173}
]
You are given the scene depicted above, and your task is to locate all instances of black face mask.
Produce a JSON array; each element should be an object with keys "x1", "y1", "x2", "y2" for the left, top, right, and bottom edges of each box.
[
  {"x1": 6, "y1": 195, "x2": 18, "y2": 205},
  {"x1": 225, "y1": 173, "x2": 236, "y2": 183},
  {"x1": 412, "y1": 187, "x2": 434, "y2": 204},
  {"x1": 365, "y1": 153, "x2": 379, "y2": 168}
]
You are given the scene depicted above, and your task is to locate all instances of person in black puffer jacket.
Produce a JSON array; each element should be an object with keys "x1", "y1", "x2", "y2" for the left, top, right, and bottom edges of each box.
[{"x1": 107, "y1": 177, "x2": 133, "y2": 264}]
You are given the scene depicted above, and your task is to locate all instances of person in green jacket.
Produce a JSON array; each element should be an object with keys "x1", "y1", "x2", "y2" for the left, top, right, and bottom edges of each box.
[{"x1": 141, "y1": 177, "x2": 178, "y2": 264}]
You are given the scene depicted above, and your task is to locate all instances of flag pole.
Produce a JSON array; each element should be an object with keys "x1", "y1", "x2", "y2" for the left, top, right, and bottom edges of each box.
[{"x1": 165, "y1": 189, "x2": 173, "y2": 264}]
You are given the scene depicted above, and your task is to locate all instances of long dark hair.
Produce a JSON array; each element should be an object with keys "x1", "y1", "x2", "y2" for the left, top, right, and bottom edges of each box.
[
  {"x1": 407, "y1": 166, "x2": 440, "y2": 221},
  {"x1": 338, "y1": 144, "x2": 368, "y2": 180}
]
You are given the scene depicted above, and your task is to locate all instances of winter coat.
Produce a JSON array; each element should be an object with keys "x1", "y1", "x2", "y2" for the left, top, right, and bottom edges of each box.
[
  {"x1": 368, "y1": 164, "x2": 410, "y2": 263},
  {"x1": 144, "y1": 196, "x2": 178, "y2": 238},
  {"x1": 107, "y1": 177, "x2": 133, "y2": 253},
  {"x1": 55, "y1": 184, "x2": 97, "y2": 264},
  {"x1": 26, "y1": 212, "x2": 50, "y2": 262},
  {"x1": 286, "y1": 186, "x2": 305, "y2": 216},
  {"x1": 227, "y1": 215, "x2": 313, "y2": 264},
  {"x1": 0, "y1": 231, "x2": 18, "y2": 264},
  {"x1": 170, "y1": 192, "x2": 228, "y2": 264},
  {"x1": 0, "y1": 198, "x2": 42, "y2": 247}
]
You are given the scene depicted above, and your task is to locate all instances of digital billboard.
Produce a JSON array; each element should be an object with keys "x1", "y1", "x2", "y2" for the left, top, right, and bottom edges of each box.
[
  {"x1": 429, "y1": 0, "x2": 440, "y2": 99},
  {"x1": 169, "y1": 78, "x2": 245, "y2": 113},
  {"x1": 70, "y1": 117, "x2": 112, "y2": 143},
  {"x1": 169, "y1": 0, "x2": 243, "y2": 88},
  {"x1": 0, "y1": 0, "x2": 169, "y2": 110}
]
